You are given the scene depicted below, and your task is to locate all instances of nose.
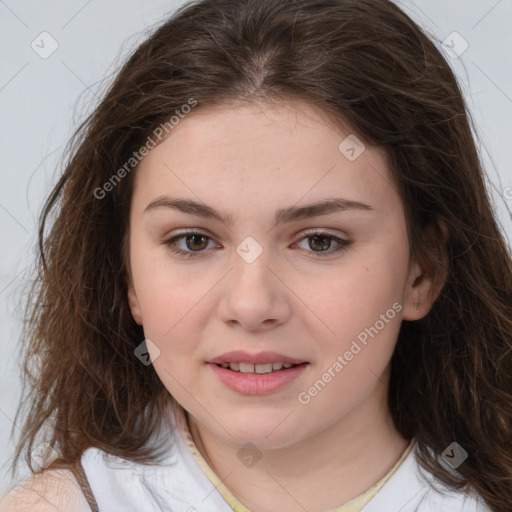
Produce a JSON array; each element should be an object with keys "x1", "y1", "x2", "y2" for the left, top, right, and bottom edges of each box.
[{"x1": 217, "y1": 251, "x2": 291, "y2": 332}]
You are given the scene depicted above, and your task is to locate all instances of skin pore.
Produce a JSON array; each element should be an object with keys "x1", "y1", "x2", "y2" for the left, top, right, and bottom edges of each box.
[{"x1": 126, "y1": 100, "x2": 443, "y2": 512}]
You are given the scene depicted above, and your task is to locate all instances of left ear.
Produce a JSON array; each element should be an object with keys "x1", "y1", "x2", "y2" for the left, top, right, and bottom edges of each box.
[
  {"x1": 402, "y1": 220, "x2": 449, "y2": 321},
  {"x1": 126, "y1": 275, "x2": 144, "y2": 326}
]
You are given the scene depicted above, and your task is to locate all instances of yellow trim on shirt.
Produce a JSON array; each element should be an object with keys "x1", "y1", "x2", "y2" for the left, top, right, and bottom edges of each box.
[{"x1": 172, "y1": 402, "x2": 413, "y2": 512}]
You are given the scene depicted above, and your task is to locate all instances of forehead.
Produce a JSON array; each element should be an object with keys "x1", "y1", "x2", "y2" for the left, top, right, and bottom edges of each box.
[{"x1": 132, "y1": 100, "x2": 399, "y2": 219}]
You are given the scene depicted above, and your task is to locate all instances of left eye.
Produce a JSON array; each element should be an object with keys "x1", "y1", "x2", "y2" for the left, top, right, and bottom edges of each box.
[
  {"x1": 294, "y1": 232, "x2": 351, "y2": 256},
  {"x1": 163, "y1": 230, "x2": 351, "y2": 259}
]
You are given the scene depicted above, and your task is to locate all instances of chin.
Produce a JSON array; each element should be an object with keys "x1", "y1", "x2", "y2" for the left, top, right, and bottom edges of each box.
[{"x1": 212, "y1": 414, "x2": 303, "y2": 450}]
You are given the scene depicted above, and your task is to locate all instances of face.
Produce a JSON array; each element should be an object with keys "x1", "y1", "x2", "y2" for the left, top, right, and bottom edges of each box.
[{"x1": 126, "y1": 100, "x2": 428, "y2": 449}]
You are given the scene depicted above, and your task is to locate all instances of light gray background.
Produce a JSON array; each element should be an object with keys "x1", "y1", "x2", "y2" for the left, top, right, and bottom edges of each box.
[{"x1": 1, "y1": 0, "x2": 511, "y2": 495}]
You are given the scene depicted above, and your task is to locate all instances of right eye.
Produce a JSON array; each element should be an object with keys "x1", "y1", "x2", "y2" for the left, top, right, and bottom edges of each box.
[{"x1": 163, "y1": 231, "x2": 219, "y2": 258}]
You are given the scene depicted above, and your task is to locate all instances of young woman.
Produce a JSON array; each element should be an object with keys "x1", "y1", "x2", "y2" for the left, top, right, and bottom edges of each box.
[{"x1": 2, "y1": 0, "x2": 511, "y2": 511}]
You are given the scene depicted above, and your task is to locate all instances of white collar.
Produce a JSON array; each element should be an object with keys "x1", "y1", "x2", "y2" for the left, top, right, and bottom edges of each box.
[{"x1": 81, "y1": 403, "x2": 490, "y2": 512}]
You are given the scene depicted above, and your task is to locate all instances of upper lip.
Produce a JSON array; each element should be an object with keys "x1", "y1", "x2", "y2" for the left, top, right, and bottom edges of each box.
[{"x1": 208, "y1": 350, "x2": 307, "y2": 365}]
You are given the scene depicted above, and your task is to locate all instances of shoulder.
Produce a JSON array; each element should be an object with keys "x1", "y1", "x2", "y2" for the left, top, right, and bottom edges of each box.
[
  {"x1": 363, "y1": 441, "x2": 492, "y2": 512},
  {"x1": 0, "y1": 468, "x2": 92, "y2": 512}
]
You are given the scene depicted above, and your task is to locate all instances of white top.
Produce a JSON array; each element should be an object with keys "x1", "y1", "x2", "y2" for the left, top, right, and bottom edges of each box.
[{"x1": 78, "y1": 402, "x2": 492, "y2": 512}]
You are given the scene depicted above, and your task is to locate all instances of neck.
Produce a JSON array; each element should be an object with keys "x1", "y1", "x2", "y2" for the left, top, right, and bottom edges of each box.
[{"x1": 187, "y1": 372, "x2": 410, "y2": 512}]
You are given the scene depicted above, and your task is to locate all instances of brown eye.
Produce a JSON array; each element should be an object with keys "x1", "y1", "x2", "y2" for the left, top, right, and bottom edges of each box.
[
  {"x1": 184, "y1": 234, "x2": 209, "y2": 251},
  {"x1": 295, "y1": 231, "x2": 352, "y2": 258},
  {"x1": 163, "y1": 231, "x2": 218, "y2": 258},
  {"x1": 308, "y1": 234, "x2": 334, "y2": 252}
]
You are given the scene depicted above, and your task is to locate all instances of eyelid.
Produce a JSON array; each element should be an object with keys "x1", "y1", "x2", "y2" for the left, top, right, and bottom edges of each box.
[{"x1": 299, "y1": 227, "x2": 348, "y2": 238}]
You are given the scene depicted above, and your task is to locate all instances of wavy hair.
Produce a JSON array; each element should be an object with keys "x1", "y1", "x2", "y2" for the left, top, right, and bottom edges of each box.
[{"x1": 12, "y1": 0, "x2": 512, "y2": 510}]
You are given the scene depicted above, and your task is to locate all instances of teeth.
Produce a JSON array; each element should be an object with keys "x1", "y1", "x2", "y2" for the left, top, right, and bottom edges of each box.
[
  {"x1": 255, "y1": 363, "x2": 273, "y2": 374},
  {"x1": 239, "y1": 362, "x2": 255, "y2": 373},
  {"x1": 219, "y1": 361, "x2": 298, "y2": 373}
]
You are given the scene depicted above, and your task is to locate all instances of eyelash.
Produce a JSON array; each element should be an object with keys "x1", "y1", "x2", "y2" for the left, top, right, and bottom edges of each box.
[{"x1": 162, "y1": 229, "x2": 352, "y2": 259}]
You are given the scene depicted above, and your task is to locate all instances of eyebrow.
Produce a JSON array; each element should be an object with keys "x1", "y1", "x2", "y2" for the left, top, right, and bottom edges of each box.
[{"x1": 144, "y1": 196, "x2": 374, "y2": 226}]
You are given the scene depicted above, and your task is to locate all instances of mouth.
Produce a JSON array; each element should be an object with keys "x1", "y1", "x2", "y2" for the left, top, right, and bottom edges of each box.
[
  {"x1": 208, "y1": 360, "x2": 310, "y2": 395},
  {"x1": 213, "y1": 361, "x2": 308, "y2": 374}
]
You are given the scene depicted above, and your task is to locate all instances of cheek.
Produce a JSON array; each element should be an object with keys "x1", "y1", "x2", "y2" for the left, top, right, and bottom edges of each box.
[
  {"x1": 291, "y1": 246, "x2": 406, "y2": 407},
  {"x1": 128, "y1": 251, "x2": 203, "y2": 378},
  {"x1": 296, "y1": 253, "x2": 406, "y2": 343},
  {"x1": 130, "y1": 235, "x2": 210, "y2": 334},
  {"x1": 295, "y1": 264, "x2": 403, "y2": 413}
]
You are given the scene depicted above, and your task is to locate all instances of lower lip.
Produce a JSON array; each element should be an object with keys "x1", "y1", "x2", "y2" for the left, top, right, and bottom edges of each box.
[{"x1": 208, "y1": 363, "x2": 309, "y2": 395}]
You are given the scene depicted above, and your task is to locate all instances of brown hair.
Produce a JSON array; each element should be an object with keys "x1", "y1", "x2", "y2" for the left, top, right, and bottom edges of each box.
[{"x1": 12, "y1": 0, "x2": 512, "y2": 510}]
